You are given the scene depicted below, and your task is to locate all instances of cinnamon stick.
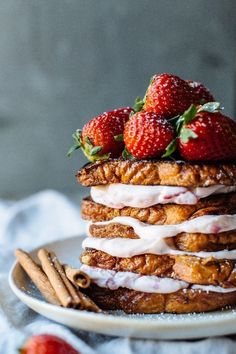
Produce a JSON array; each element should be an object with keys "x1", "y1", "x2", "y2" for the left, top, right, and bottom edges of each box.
[
  {"x1": 15, "y1": 249, "x2": 61, "y2": 306},
  {"x1": 16, "y1": 248, "x2": 101, "y2": 312},
  {"x1": 49, "y1": 252, "x2": 81, "y2": 308},
  {"x1": 62, "y1": 264, "x2": 100, "y2": 312},
  {"x1": 38, "y1": 249, "x2": 74, "y2": 308},
  {"x1": 78, "y1": 291, "x2": 101, "y2": 312},
  {"x1": 64, "y1": 265, "x2": 91, "y2": 288}
]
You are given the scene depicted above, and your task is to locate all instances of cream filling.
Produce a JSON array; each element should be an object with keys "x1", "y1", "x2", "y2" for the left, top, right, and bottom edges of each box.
[
  {"x1": 83, "y1": 236, "x2": 236, "y2": 259},
  {"x1": 87, "y1": 215, "x2": 236, "y2": 239},
  {"x1": 83, "y1": 214, "x2": 236, "y2": 259},
  {"x1": 80, "y1": 265, "x2": 236, "y2": 294},
  {"x1": 91, "y1": 184, "x2": 236, "y2": 208}
]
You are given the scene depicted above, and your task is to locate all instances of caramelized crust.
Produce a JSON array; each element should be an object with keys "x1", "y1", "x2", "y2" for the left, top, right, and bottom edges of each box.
[
  {"x1": 81, "y1": 249, "x2": 236, "y2": 287},
  {"x1": 82, "y1": 194, "x2": 236, "y2": 224},
  {"x1": 86, "y1": 284, "x2": 236, "y2": 313},
  {"x1": 173, "y1": 232, "x2": 236, "y2": 252},
  {"x1": 77, "y1": 159, "x2": 236, "y2": 187}
]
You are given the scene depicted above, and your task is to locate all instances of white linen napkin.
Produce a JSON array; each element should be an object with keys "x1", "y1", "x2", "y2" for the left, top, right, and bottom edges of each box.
[{"x1": 0, "y1": 190, "x2": 235, "y2": 354}]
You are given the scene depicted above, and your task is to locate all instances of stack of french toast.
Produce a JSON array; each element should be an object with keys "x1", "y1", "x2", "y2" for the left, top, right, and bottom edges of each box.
[{"x1": 69, "y1": 73, "x2": 236, "y2": 313}]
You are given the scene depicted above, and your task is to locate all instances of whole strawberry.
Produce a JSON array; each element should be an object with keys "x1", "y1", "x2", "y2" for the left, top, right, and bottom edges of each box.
[
  {"x1": 142, "y1": 73, "x2": 194, "y2": 118},
  {"x1": 176, "y1": 103, "x2": 236, "y2": 161},
  {"x1": 187, "y1": 80, "x2": 215, "y2": 104},
  {"x1": 123, "y1": 111, "x2": 174, "y2": 159},
  {"x1": 20, "y1": 334, "x2": 79, "y2": 354},
  {"x1": 68, "y1": 107, "x2": 133, "y2": 161}
]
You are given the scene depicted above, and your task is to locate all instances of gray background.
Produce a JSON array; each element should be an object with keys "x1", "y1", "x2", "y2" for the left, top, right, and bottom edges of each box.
[{"x1": 0, "y1": 0, "x2": 235, "y2": 198}]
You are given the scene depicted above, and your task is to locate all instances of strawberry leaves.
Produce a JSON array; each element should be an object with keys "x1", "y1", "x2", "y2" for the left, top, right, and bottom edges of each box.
[
  {"x1": 179, "y1": 127, "x2": 198, "y2": 143},
  {"x1": 133, "y1": 96, "x2": 144, "y2": 112},
  {"x1": 115, "y1": 134, "x2": 135, "y2": 159},
  {"x1": 67, "y1": 130, "x2": 109, "y2": 162},
  {"x1": 176, "y1": 104, "x2": 198, "y2": 132},
  {"x1": 82, "y1": 136, "x2": 110, "y2": 162},
  {"x1": 114, "y1": 134, "x2": 124, "y2": 142},
  {"x1": 90, "y1": 146, "x2": 102, "y2": 156},
  {"x1": 162, "y1": 139, "x2": 177, "y2": 158},
  {"x1": 198, "y1": 101, "x2": 221, "y2": 113},
  {"x1": 122, "y1": 147, "x2": 134, "y2": 160},
  {"x1": 114, "y1": 134, "x2": 135, "y2": 159},
  {"x1": 67, "y1": 129, "x2": 82, "y2": 157}
]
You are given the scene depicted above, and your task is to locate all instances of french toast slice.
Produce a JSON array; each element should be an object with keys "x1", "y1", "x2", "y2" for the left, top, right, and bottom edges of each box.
[
  {"x1": 85, "y1": 284, "x2": 236, "y2": 314},
  {"x1": 82, "y1": 196, "x2": 236, "y2": 252},
  {"x1": 77, "y1": 159, "x2": 236, "y2": 187},
  {"x1": 82, "y1": 193, "x2": 236, "y2": 224},
  {"x1": 81, "y1": 249, "x2": 236, "y2": 287}
]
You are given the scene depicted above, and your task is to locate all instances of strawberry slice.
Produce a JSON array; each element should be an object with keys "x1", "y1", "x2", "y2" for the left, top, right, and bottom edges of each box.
[{"x1": 68, "y1": 107, "x2": 133, "y2": 162}]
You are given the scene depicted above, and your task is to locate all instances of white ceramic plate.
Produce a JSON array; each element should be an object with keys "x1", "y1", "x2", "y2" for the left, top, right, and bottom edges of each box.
[{"x1": 9, "y1": 236, "x2": 236, "y2": 339}]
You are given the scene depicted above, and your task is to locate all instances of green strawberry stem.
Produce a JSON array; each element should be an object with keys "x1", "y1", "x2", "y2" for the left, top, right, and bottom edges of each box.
[
  {"x1": 175, "y1": 104, "x2": 198, "y2": 134},
  {"x1": 133, "y1": 96, "x2": 144, "y2": 112},
  {"x1": 114, "y1": 134, "x2": 124, "y2": 142},
  {"x1": 67, "y1": 129, "x2": 82, "y2": 157},
  {"x1": 198, "y1": 101, "x2": 221, "y2": 113},
  {"x1": 162, "y1": 139, "x2": 177, "y2": 158},
  {"x1": 180, "y1": 127, "x2": 198, "y2": 143},
  {"x1": 122, "y1": 147, "x2": 135, "y2": 160}
]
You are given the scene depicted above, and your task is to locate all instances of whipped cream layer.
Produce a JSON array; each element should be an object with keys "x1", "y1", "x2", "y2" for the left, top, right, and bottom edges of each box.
[
  {"x1": 84, "y1": 214, "x2": 236, "y2": 258},
  {"x1": 81, "y1": 265, "x2": 236, "y2": 294},
  {"x1": 91, "y1": 184, "x2": 236, "y2": 208}
]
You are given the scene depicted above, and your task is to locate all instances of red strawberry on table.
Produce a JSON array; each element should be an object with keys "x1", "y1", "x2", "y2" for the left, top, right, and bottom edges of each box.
[
  {"x1": 20, "y1": 334, "x2": 79, "y2": 354},
  {"x1": 164, "y1": 102, "x2": 236, "y2": 161},
  {"x1": 68, "y1": 107, "x2": 133, "y2": 161},
  {"x1": 187, "y1": 80, "x2": 215, "y2": 104},
  {"x1": 123, "y1": 111, "x2": 174, "y2": 159},
  {"x1": 142, "y1": 73, "x2": 194, "y2": 119}
]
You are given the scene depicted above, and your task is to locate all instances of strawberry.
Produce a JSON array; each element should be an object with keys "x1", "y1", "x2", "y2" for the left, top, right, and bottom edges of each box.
[
  {"x1": 187, "y1": 80, "x2": 215, "y2": 104},
  {"x1": 20, "y1": 334, "x2": 79, "y2": 354},
  {"x1": 68, "y1": 107, "x2": 133, "y2": 162},
  {"x1": 164, "y1": 102, "x2": 236, "y2": 161},
  {"x1": 178, "y1": 112, "x2": 236, "y2": 161},
  {"x1": 142, "y1": 73, "x2": 194, "y2": 118},
  {"x1": 123, "y1": 111, "x2": 174, "y2": 159}
]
